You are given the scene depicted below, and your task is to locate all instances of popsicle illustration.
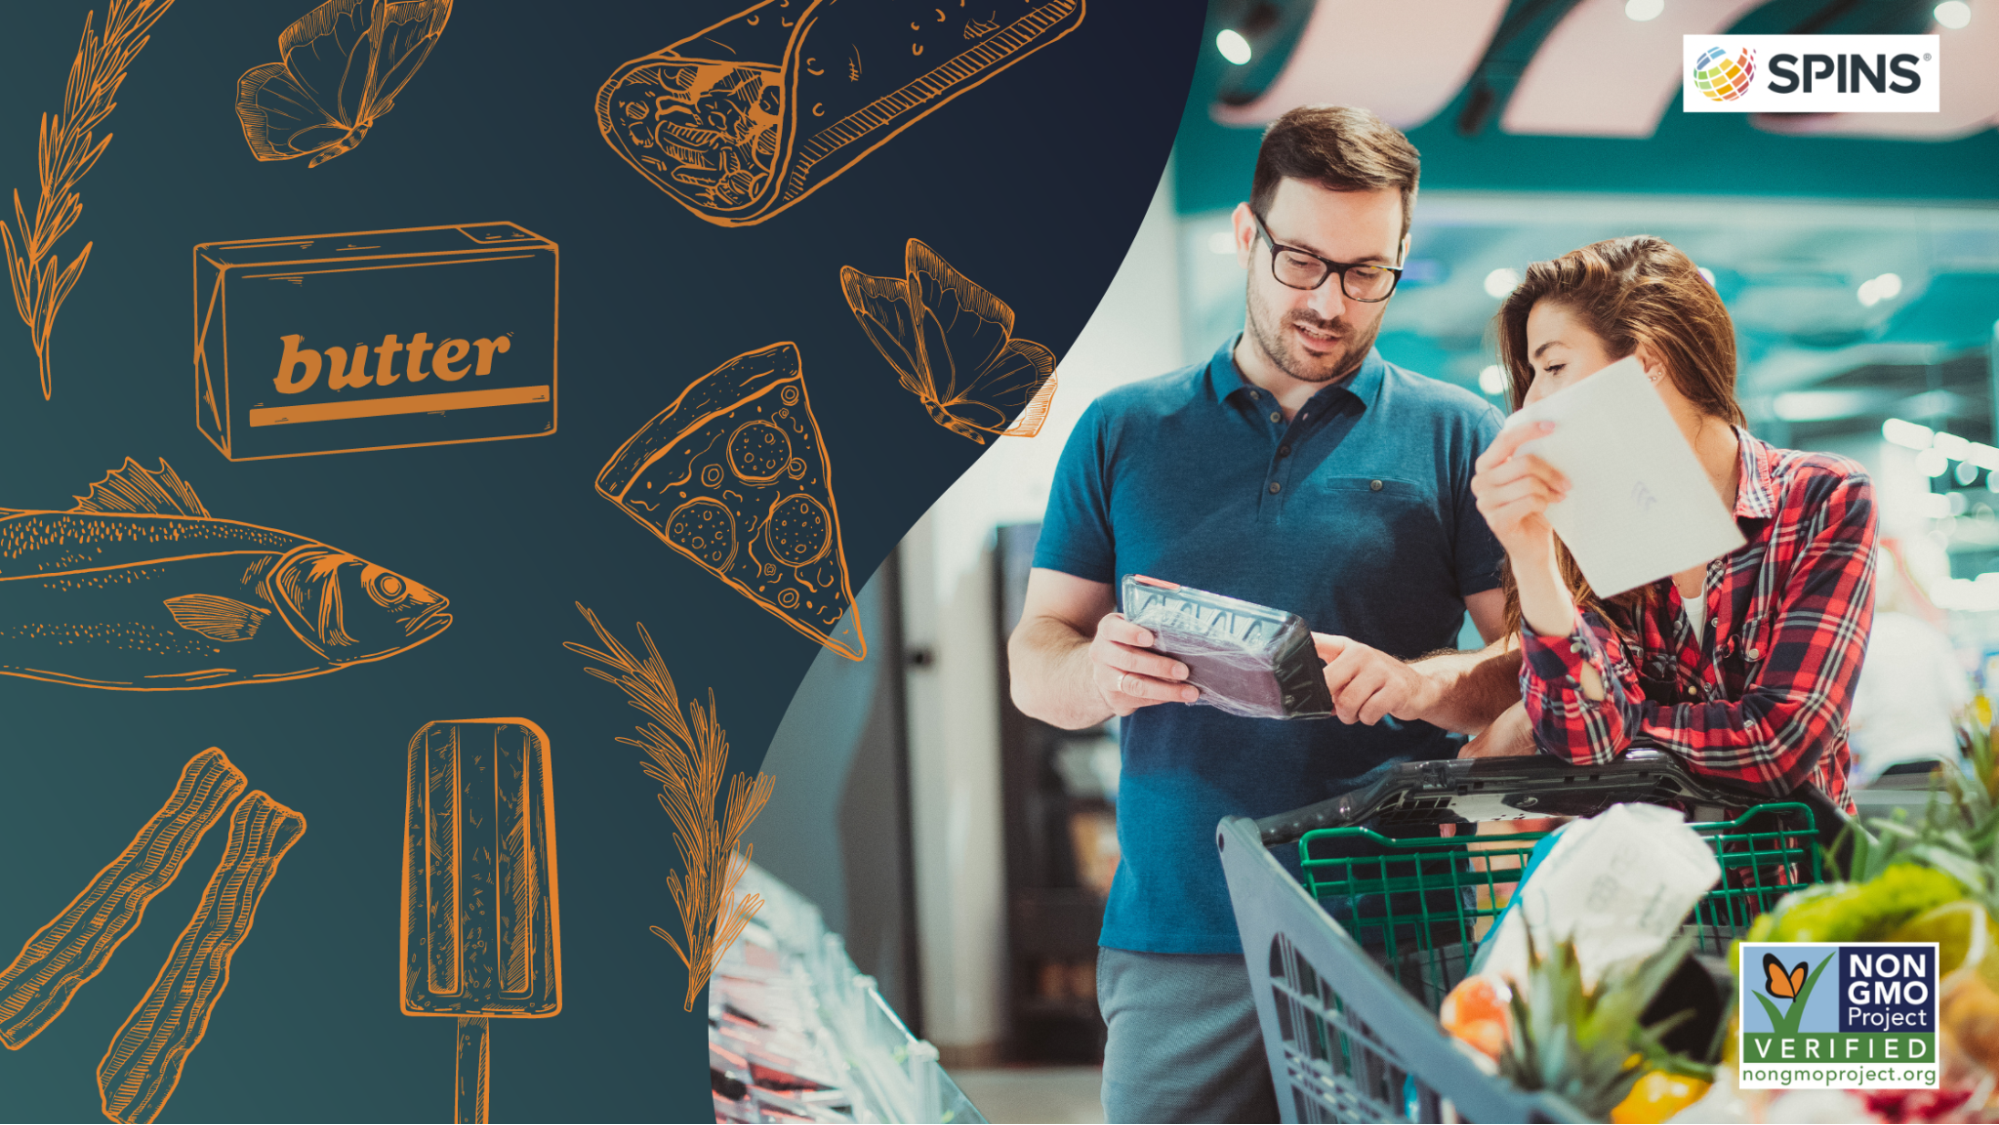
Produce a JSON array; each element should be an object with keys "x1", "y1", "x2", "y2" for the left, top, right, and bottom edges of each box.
[{"x1": 400, "y1": 719, "x2": 561, "y2": 1124}]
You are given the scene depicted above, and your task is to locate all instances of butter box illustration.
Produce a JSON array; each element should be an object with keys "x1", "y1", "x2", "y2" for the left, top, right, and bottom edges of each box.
[{"x1": 194, "y1": 223, "x2": 558, "y2": 460}]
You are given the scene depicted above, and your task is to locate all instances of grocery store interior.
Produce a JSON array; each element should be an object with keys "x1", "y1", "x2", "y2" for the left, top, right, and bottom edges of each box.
[{"x1": 738, "y1": 1, "x2": 1999, "y2": 1121}]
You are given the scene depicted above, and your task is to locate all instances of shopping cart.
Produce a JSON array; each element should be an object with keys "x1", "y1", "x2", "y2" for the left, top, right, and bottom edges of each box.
[{"x1": 1216, "y1": 749, "x2": 1851, "y2": 1124}]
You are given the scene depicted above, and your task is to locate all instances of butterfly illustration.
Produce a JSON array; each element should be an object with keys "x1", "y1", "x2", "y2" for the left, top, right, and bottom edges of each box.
[
  {"x1": 840, "y1": 239, "x2": 1058, "y2": 445},
  {"x1": 1764, "y1": 952, "x2": 1809, "y2": 1000},
  {"x1": 236, "y1": 0, "x2": 453, "y2": 168}
]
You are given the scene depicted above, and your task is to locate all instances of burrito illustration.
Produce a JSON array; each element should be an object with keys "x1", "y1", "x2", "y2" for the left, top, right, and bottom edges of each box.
[{"x1": 594, "y1": 0, "x2": 1086, "y2": 227}]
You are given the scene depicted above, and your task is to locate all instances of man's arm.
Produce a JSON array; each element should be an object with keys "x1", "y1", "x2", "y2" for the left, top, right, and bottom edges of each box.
[
  {"x1": 1315, "y1": 587, "x2": 1524, "y2": 734},
  {"x1": 1008, "y1": 568, "x2": 1199, "y2": 730}
]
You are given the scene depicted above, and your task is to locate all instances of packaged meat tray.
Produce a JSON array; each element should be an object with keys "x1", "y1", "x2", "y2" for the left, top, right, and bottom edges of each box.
[{"x1": 1119, "y1": 575, "x2": 1334, "y2": 721}]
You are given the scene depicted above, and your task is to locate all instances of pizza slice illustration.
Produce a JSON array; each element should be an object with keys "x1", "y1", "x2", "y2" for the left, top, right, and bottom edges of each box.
[{"x1": 595, "y1": 342, "x2": 864, "y2": 660}]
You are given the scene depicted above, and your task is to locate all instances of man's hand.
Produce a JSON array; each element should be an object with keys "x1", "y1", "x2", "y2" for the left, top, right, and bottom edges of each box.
[
  {"x1": 1315, "y1": 634, "x2": 1441, "y2": 725},
  {"x1": 1459, "y1": 700, "x2": 1540, "y2": 759},
  {"x1": 1090, "y1": 613, "x2": 1199, "y2": 717}
]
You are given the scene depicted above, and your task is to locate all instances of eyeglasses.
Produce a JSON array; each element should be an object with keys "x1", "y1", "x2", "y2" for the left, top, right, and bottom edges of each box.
[{"x1": 1249, "y1": 211, "x2": 1402, "y2": 302}]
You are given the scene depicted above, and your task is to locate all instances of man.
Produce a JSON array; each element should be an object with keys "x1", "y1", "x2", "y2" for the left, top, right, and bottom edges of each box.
[{"x1": 1007, "y1": 106, "x2": 1522, "y2": 1123}]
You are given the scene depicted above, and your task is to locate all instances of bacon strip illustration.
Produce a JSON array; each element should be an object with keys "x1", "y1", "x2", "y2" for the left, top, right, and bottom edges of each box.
[
  {"x1": 97, "y1": 791, "x2": 306, "y2": 1124},
  {"x1": 0, "y1": 748, "x2": 247, "y2": 1050}
]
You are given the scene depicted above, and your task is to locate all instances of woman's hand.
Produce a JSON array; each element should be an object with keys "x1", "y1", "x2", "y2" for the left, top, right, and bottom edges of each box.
[
  {"x1": 1471, "y1": 421, "x2": 1568, "y2": 560},
  {"x1": 1472, "y1": 421, "x2": 1580, "y2": 637}
]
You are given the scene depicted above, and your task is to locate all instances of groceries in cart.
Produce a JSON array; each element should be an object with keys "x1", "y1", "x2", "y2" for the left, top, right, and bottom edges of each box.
[
  {"x1": 1222, "y1": 749, "x2": 1846, "y2": 1125},
  {"x1": 1437, "y1": 804, "x2": 1732, "y2": 1120},
  {"x1": 1470, "y1": 803, "x2": 1721, "y2": 989},
  {"x1": 1119, "y1": 574, "x2": 1334, "y2": 720}
]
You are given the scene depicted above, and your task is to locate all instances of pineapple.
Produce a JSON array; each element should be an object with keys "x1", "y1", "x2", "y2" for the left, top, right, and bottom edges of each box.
[
  {"x1": 1496, "y1": 928, "x2": 1705, "y2": 1120},
  {"x1": 1836, "y1": 709, "x2": 1999, "y2": 907}
]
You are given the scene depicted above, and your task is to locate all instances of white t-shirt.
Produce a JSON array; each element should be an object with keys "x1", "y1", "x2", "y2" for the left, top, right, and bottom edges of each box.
[{"x1": 1682, "y1": 594, "x2": 1706, "y2": 643}]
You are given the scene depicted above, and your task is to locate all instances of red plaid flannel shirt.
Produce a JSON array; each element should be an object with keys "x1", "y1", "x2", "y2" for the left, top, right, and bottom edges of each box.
[{"x1": 1519, "y1": 430, "x2": 1876, "y2": 812}]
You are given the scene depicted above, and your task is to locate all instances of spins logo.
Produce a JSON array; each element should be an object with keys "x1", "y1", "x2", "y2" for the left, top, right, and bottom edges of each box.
[
  {"x1": 1738, "y1": 943, "x2": 1940, "y2": 1089},
  {"x1": 1684, "y1": 35, "x2": 1939, "y2": 113},
  {"x1": 1692, "y1": 47, "x2": 1756, "y2": 102}
]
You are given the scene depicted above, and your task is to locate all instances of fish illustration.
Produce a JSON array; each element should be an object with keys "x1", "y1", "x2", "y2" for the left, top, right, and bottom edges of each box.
[{"x1": 0, "y1": 459, "x2": 450, "y2": 690}]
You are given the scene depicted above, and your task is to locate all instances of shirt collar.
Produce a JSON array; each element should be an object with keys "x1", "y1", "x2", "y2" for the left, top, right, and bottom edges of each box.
[
  {"x1": 1204, "y1": 334, "x2": 1388, "y2": 413},
  {"x1": 1733, "y1": 425, "x2": 1782, "y2": 522}
]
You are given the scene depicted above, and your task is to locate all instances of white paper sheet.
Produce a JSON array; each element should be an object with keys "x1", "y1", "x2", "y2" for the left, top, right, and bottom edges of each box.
[{"x1": 1505, "y1": 356, "x2": 1745, "y2": 597}]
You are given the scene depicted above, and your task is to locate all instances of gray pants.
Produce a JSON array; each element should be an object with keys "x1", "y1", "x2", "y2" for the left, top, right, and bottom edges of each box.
[{"x1": 1097, "y1": 947, "x2": 1281, "y2": 1124}]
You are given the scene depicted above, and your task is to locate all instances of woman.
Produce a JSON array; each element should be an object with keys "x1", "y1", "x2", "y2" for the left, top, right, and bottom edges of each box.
[{"x1": 1469, "y1": 236, "x2": 1875, "y2": 810}]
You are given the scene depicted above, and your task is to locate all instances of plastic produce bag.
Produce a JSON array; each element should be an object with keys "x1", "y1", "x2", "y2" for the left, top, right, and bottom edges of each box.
[
  {"x1": 1120, "y1": 575, "x2": 1333, "y2": 720},
  {"x1": 1473, "y1": 802, "x2": 1722, "y2": 989}
]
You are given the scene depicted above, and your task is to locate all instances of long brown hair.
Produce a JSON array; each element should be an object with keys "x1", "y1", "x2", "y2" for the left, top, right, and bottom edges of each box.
[{"x1": 1494, "y1": 235, "x2": 1745, "y2": 638}]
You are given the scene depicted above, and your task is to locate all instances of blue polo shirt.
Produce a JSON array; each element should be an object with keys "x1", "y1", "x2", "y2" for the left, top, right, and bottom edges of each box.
[{"x1": 1034, "y1": 337, "x2": 1506, "y2": 954}]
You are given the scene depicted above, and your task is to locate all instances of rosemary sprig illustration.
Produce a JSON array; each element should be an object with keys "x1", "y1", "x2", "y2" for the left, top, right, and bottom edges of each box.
[
  {"x1": 568, "y1": 603, "x2": 775, "y2": 1011},
  {"x1": 2, "y1": 0, "x2": 175, "y2": 400}
]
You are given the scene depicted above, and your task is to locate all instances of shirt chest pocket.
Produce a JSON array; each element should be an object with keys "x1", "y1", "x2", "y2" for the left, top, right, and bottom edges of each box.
[
  {"x1": 1296, "y1": 476, "x2": 1446, "y2": 580},
  {"x1": 1715, "y1": 612, "x2": 1773, "y2": 695}
]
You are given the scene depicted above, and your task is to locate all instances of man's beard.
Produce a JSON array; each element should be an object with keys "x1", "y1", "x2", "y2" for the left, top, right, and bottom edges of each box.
[{"x1": 1244, "y1": 281, "x2": 1382, "y2": 385}]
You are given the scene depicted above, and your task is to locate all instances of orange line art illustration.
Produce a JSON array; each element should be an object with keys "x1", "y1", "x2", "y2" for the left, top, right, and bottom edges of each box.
[
  {"x1": 400, "y1": 720, "x2": 561, "y2": 1125},
  {"x1": 236, "y1": 0, "x2": 452, "y2": 168},
  {"x1": 566, "y1": 606, "x2": 773, "y2": 1011},
  {"x1": 97, "y1": 790, "x2": 306, "y2": 1125},
  {"x1": 2, "y1": 0, "x2": 178, "y2": 400},
  {"x1": 193, "y1": 222, "x2": 558, "y2": 461},
  {"x1": 594, "y1": 342, "x2": 865, "y2": 661},
  {"x1": 0, "y1": 749, "x2": 247, "y2": 1050},
  {"x1": 842, "y1": 238, "x2": 1058, "y2": 443},
  {"x1": 0, "y1": 457, "x2": 452, "y2": 690},
  {"x1": 594, "y1": 0, "x2": 1087, "y2": 227}
]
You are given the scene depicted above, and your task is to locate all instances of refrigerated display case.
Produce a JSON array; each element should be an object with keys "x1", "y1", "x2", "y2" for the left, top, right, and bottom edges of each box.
[{"x1": 711, "y1": 862, "x2": 986, "y2": 1124}]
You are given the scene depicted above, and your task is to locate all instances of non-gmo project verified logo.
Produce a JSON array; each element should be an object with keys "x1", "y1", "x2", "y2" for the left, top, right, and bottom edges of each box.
[
  {"x1": 1684, "y1": 36, "x2": 1939, "y2": 113},
  {"x1": 1738, "y1": 943, "x2": 1940, "y2": 1090}
]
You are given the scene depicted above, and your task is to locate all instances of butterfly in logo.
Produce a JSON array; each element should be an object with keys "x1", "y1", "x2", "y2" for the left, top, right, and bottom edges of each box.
[
  {"x1": 1763, "y1": 952, "x2": 1809, "y2": 1000},
  {"x1": 840, "y1": 239, "x2": 1058, "y2": 445},
  {"x1": 236, "y1": 0, "x2": 453, "y2": 168}
]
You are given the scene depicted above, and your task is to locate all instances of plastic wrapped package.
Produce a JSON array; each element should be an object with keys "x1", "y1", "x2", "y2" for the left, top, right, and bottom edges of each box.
[{"x1": 1120, "y1": 575, "x2": 1333, "y2": 720}]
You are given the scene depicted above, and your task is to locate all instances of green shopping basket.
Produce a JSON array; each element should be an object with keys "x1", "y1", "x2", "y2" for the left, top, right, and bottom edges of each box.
[{"x1": 1217, "y1": 750, "x2": 1852, "y2": 1124}]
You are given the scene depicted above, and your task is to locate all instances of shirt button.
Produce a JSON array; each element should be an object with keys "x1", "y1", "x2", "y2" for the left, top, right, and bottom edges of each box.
[
  {"x1": 1248, "y1": 389, "x2": 1260, "y2": 399},
  {"x1": 1268, "y1": 481, "x2": 1281, "y2": 494},
  {"x1": 1269, "y1": 411, "x2": 1282, "y2": 424},
  {"x1": 1686, "y1": 684, "x2": 1698, "y2": 696},
  {"x1": 1370, "y1": 479, "x2": 1383, "y2": 491},
  {"x1": 1278, "y1": 445, "x2": 1291, "y2": 458},
  {"x1": 1746, "y1": 646, "x2": 1760, "y2": 661}
]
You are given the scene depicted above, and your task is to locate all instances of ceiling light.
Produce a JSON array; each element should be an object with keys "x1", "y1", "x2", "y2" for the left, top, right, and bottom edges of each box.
[
  {"x1": 1772, "y1": 390, "x2": 1879, "y2": 421},
  {"x1": 1208, "y1": 231, "x2": 1236, "y2": 255},
  {"x1": 1625, "y1": 0, "x2": 1665, "y2": 20},
  {"x1": 1858, "y1": 272, "x2": 1904, "y2": 307},
  {"x1": 1970, "y1": 442, "x2": 1999, "y2": 471},
  {"x1": 1917, "y1": 448, "x2": 1951, "y2": 477},
  {"x1": 1697, "y1": 266, "x2": 1716, "y2": 286},
  {"x1": 1958, "y1": 460, "x2": 1981, "y2": 486},
  {"x1": 1484, "y1": 268, "x2": 1521, "y2": 298},
  {"x1": 1883, "y1": 418, "x2": 1934, "y2": 449},
  {"x1": 1952, "y1": 491, "x2": 1972, "y2": 517},
  {"x1": 1935, "y1": 431, "x2": 1971, "y2": 459},
  {"x1": 1936, "y1": 1, "x2": 1972, "y2": 29},
  {"x1": 1479, "y1": 365, "x2": 1507, "y2": 395},
  {"x1": 1216, "y1": 29, "x2": 1253, "y2": 65},
  {"x1": 1921, "y1": 491, "x2": 1954, "y2": 517}
]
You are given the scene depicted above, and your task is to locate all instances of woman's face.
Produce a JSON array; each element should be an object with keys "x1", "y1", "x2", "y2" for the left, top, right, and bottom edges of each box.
[{"x1": 1520, "y1": 300, "x2": 1623, "y2": 407}]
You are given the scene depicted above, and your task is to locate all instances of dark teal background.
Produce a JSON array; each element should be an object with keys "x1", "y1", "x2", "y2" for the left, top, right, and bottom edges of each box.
[{"x1": 0, "y1": 1, "x2": 1202, "y2": 1119}]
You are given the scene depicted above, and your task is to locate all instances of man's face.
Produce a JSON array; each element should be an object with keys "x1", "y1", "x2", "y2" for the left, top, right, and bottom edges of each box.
[{"x1": 1235, "y1": 178, "x2": 1406, "y2": 385}]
